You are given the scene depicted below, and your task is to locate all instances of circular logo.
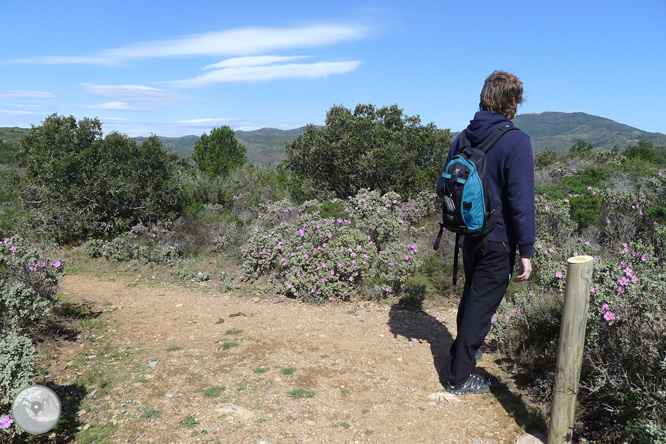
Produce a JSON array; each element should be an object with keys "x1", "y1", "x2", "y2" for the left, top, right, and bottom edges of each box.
[{"x1": 11, "y1": 385, "x2": 61, "y2": 434}]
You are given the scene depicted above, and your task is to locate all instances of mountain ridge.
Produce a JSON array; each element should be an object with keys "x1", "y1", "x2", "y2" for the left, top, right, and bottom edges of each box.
[{"x1": 2, "y1": 112, "x2": 665, "y2": 165}]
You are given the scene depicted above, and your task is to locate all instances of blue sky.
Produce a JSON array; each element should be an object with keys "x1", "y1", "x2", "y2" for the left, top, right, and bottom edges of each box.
[{"x1": 2, "y1": 0, "x2": 665, "y2": 137}]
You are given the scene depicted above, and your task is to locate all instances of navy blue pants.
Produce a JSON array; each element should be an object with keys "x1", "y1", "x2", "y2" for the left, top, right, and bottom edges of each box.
[{"x1": 448, "y1": 238, "x2": 516, "y2": 385}]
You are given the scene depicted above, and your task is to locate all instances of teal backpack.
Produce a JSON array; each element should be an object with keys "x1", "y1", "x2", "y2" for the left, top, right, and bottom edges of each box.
[{"x1": 434, "y1": 124, "x2": 517, "y2": 284}]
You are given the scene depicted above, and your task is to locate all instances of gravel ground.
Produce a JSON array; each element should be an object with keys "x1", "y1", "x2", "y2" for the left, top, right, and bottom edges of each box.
[{"x1": 48, "y1": 274, "x2": 524, "y2": 444}]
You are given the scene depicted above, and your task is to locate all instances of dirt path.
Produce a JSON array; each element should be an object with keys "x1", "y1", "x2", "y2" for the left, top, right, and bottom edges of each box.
[{"x1": 50, "y1": 274, "x2": 524, "y2": 443}]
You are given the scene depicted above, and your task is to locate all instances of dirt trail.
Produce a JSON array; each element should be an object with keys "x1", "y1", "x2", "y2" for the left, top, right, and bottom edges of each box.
[{"x1": 52, "y1": 274, "x2": 524, "y2": 443}]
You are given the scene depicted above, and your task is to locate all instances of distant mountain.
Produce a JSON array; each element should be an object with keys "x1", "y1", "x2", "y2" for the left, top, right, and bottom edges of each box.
[
  {"x1": 134, "y1": 135, "x2": 200, "y2": 160},
  {"x1": 132, "y1": 127, "x2": 308, "y2": 166},
  {"x1": 235, "y1": 127, "x2": 309, "y2": 166},
  {"x1": 3, "y1": 112, "x2": 666, "y2": 165},
  {"x1": 512, "y1": 112, "x2": 666, "y2": 154}
]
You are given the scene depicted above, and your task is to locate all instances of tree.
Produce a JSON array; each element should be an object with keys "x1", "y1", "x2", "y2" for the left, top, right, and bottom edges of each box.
[
  {"x1": 13, "y1": 114, "x2": 182, "y2": 241},
  {"x1": 534, "y1": 148, "x2": 559, "y2": 168},
  {"x1": 567, "y1": 141, "x2": 594, "y2": 159},
  {"x1": 192, "y1": 126, "x2": 247, "y2": 178},
  {"x1": 624, "y1": 140, "x2": 655, "y2": 163},
  {"x1": 284, "y1": 104, "x2": 451, "y2": 198}
]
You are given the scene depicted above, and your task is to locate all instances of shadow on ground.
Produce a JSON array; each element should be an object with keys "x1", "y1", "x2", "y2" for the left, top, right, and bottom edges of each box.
[
  {"x1": 387, "y1": 302, "x2": 547, "y2": 435},
  {"x1": 387, "y1": 303, "x2": 454, "y2": 387}
]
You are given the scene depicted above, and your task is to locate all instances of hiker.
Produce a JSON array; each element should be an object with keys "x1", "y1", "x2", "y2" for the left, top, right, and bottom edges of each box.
[{"x1": 438, "y1": 70, "x2": 536, "y2": 394}]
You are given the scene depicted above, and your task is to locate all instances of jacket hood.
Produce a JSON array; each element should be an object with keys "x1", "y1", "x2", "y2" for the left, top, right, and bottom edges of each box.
[{"x1": 464, "y1": 111, "x2": 513, "y2": 146}]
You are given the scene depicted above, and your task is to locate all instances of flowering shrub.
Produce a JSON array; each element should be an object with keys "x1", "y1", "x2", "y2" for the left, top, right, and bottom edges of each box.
[
  {"x1": 492, "y1": 162, "x2": 666, "y2": 442},
  {"x1": 1, "y1": 236, "x2": 63, "y2": 336},
  {"x1": 83, "y1": 222, "x2": 182, "y2": 264},
  {"x1": 240, "y1": 190, "x2": 434, "y2": 302},
  {"x1": 1, "y1": 236, "x2": 63, "y2": 438}
]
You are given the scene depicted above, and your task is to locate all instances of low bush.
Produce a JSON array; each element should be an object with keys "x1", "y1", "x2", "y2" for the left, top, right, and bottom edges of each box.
[
  {"x1": 240, "y1": 189, "x2": 436, "y2": 302},
  {"x1": 83, "y1": 222, "x2": 181, "y2": 264},
  {"x1": 0, "y1": 236, "x2": 63, "y2": 439},
  {"x1": 0, "y1": 236, "x2": 63, "y2": 337}
]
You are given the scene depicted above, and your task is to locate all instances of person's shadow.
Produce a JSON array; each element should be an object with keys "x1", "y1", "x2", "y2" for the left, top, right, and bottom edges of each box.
[
  {"x1": 387, "y1": 302, "x2": 454, "y2": 388},
  {"x1": 387, "y1": 301, "x2": 547, "y2": 434}
]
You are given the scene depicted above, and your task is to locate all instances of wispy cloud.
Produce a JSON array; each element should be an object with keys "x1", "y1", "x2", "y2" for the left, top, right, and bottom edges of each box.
[
  {"x1": 80, "y1": 84, "x2": 196, "y2": 111},
  {"x1": 0, "y1": 90, "x2": 55, "y2": 99},
  {"x1": 203, "y1": 55, "x2": 310, "y2": 70},
  {"x1": 13, "y1": 25, "x2": 365, "y2": 65},
  {"x1": 169, "y1": 60, "x2": 361, "y2": 88}
]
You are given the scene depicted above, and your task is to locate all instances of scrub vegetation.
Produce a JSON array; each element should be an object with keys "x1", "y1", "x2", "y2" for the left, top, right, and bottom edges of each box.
[{"x1": 1, "y1": 107, "x2": 665, "y2": 443}]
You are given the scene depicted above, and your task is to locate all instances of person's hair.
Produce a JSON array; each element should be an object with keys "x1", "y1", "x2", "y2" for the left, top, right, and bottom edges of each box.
[{"x1": 479, "y1": 71, "x2": 524, "y2": 120}]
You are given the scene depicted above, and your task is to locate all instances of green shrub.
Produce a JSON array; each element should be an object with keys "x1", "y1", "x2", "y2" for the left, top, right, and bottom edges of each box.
[
  {"x1": 569, "y1": 195, "x2": 601, "y2": 230},
  {"x1": 83, "y1": 222, "x2": 181, "y2": 264},
  {"x1": 284, "y1": 104, "x2": 451, "y2": 199},
  {"x1": 13, "y1": 114, "x2": 182, "y2": 242},
  {"x1": 0, "y1": 333, "x2": 37, "y2": 405}
]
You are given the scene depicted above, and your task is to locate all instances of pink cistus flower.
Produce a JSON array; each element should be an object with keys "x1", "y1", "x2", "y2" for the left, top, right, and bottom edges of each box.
[
  {"x1": 0, "y1": 415, "x2": 13, "y2": 429},
  {"x1": 52, "y1": 260, "x2": 61, "y2": 268},
  {"x1": 603, "y1": 311, "x2": 616, "y2": 321}
]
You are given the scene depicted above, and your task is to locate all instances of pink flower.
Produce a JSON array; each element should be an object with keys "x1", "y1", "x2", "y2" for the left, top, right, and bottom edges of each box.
[
  {"x1": 602, "y1": 303, "x2": 610, "y2": 312},
  {"x1": 555, "y1": 271, "x2": 563, "y2": 278},
  {"x1": 642, "y1": 254, "x2": 649, "y2": 262},
  {"x1": 590, "y1": 286, "x2": 597, "y2": 293},
  {"x1": 0, "y1": 415, "x2": 13, "y2": 429},
  {"x1": 52, "y1": 260, "x2": 61, "y2": 268},
  {"x1": 604, "y1": 311, "x2": 616, "y2": 321}
]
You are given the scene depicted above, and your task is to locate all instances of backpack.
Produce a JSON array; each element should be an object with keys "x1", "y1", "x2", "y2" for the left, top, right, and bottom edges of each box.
[{"x1": 433, "y1": 123, "x2": 518, "y2": 284}]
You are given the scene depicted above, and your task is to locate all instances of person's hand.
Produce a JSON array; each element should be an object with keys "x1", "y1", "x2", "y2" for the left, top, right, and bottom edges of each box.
[{"x1": 516, "y1": 257, "x2": 532, "y2": 282}]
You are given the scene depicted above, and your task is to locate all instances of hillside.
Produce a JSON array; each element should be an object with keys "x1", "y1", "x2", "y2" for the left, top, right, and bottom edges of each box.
[
  {"x1": 512, "y1": 112, "x2": 666, "y2": 153},
  {"x1": 3, "y1": 112, "x2": 666, "y2": 165}
]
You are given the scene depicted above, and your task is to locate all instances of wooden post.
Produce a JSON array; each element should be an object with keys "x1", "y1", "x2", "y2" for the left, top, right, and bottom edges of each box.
[{"x1": 548, "y1": 255, "x2": 594, "y2": 444}]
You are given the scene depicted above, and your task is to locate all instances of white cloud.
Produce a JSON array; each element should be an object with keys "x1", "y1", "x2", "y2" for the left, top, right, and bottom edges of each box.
[
  {"x1": 169, "y1": 60, "x2": 361, "y2": 88},
  {"x1": 0, "y1": 90, "x2": 55, "y2": 99},
  {"x1": 13, "y1": 25, "x2": 365, "y2": 65},
  {"x1": 203, "y1": 55, "x2": 310, "y2": 70},
  {"x1": 80, "y1": 102, "x2": 142, "y2": 111},
  {"x1": 80, "y1": 84, "x2": 196, "y2": 111},
  {"x1": 0, "y1": 110, "x2": 36, "y2": 116}
]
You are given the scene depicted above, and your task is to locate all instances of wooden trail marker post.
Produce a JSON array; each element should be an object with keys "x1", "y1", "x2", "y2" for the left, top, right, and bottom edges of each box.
[{"x1": 548, "y1": 255, "x2": 594, "y2": 443}]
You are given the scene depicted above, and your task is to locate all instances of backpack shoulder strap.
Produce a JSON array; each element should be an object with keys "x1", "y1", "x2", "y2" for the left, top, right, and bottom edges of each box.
[
  {"x1": 476, "y1": 124, "x2": 519, "y2": 153},
  {"x1": 456, "y1": 130, "x2": 472, "y2": 151}
]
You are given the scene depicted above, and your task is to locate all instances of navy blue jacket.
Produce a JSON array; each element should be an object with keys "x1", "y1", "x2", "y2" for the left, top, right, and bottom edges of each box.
[{"x1": 438, "y1": 111, "x2": 535, "y2": 258}]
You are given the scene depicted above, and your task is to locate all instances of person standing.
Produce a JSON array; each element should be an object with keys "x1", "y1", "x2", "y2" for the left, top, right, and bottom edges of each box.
[{"x1": 438, "y1": 71, "x2": 536, "y2": 394}]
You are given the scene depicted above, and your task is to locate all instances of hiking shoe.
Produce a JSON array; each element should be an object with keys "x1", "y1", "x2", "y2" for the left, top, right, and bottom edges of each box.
[
  {"x1": 475, "y1": 348, "x2": 483, "y2": 364},
  {"x1": 447, "y1": 373, "x2": 490, "y2": 395}
]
